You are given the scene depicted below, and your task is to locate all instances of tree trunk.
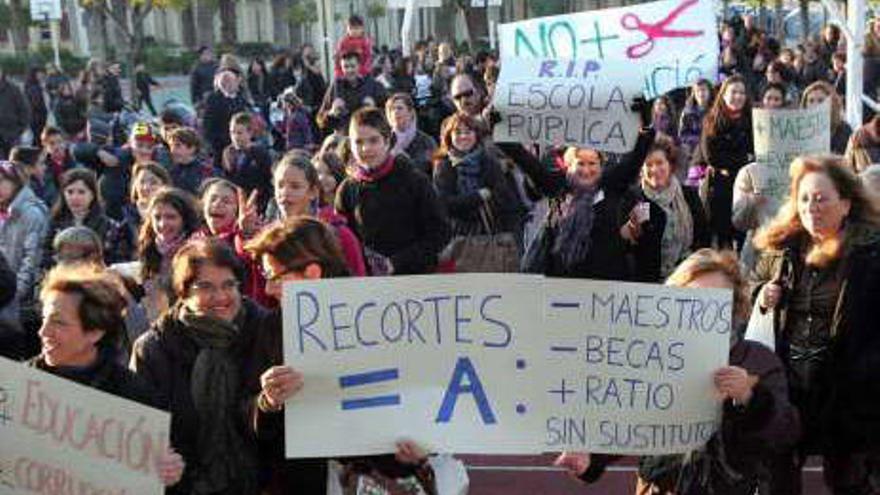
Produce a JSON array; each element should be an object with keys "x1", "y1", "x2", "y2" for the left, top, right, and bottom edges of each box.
[
  {"x1": 195, "y1": 0, "x2": 215, "y2": 48},
  {"x1": 798, "y1": 0, "x2": 809, "y2": 43},
  {"x1": 435, "y1": 2, "x2": 456, "y2": 42},
  {"x1": 459, "y1": 5, "x2": 488, "y2": 48},
  {"x1": 219, "y1": 0, "x2": 237, "y2": 48},
  {"x1": 774, "y1": 0, "x2": 784, "y2": 39},
  {"x1": 8, "y1": 0, "x2": 29, "y2": 54},
  {"x1": 758, "y1": 0, "x2": 767, "y2": 30},
  {"x1": 272, "y1": 0, "x2": 289, "y2": 45},
  {"x1": 181, "y1": 5, "x2": 197, "y2": 48}
]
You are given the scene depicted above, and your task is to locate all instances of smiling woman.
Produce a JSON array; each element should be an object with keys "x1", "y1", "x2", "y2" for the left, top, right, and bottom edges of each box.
[{"x1": 131, "y1": 238, "x2": 265, "y2": 494}]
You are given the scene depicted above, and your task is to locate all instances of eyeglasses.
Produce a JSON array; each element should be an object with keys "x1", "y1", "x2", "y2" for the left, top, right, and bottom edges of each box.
[
  {"x1": 261, "y1": 261, "x2": 317, "y2": 283},
  {"x1": 190, "y1": 279, "x2": 240, "y2": 297},
  {"x1": 452, "y1": 89, "x2": 475, "y2": 101}
]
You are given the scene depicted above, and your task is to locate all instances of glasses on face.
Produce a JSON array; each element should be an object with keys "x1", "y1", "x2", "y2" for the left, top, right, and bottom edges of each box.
[
  {"x1": 452, "y1": 89, "x2": 475, "y2": 101},
  {"x1": 190, "y1": 279, "x2": 240, "y2": 297},
  {"x1": 262, "y1": 261, "x2": 316, "y2": 283}
]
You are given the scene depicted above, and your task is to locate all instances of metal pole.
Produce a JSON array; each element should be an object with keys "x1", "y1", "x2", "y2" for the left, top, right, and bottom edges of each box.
[
  {"x1": 317, "y1": 0, "x2": 334, "y2": 79},
  {"x1": 846, "y1": 0, "x2": 865, "y2": 127},
  {"x1": 52, "y1": 20, "x2": 61, "y2": 68}
]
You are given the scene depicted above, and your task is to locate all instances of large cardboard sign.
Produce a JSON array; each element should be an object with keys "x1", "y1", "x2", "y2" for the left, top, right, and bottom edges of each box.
[
  {"x1": 0, "y1": 358, "x2": 171, "y2": 494},
  {"x1": 752, "y1": 101, "x2": 832, "y2": 203},
  {"x1": 497, "y1": 0, "x2": 719, "y2": 99},
  {"x1": 281, "y1": 275, "x2": 731, "y2": 458}
]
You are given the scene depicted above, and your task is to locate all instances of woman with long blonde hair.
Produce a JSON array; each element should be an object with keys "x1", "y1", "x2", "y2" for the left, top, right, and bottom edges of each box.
[{"x1": 752, "y1": 155, "x2": 880, "y2": 494}]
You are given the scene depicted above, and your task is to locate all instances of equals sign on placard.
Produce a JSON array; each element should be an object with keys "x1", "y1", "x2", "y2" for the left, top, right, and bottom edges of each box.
[{"x1": 338, "y1": 368, "x2": 401, "y2": 411}]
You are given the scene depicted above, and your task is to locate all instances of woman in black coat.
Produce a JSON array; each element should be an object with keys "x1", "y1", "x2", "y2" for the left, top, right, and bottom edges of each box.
[
  {"x1": 32, "y1": 264, "x2": 184, "y2": 487},
  {"x1": 752, "y1": 156, "x2": 880, "y2": 494},
  {"x1": 25, "y1": 68, "x2": 48, "y2": 146},
  {"x1": 131, "y1": 239, "x2": 264, "y2": 495},
  {"x1": 620, "y1": 135, "x2": 710, "y2": 282},
  {"x1": 433, "y1": 112, "x2": 523, "y2": 240},
  {"x1": 700, "y1": 75, "x2": 754, "y2": 249},
  {"x1": 509, "y1": 127, "x2": 655, "y2": 281}
]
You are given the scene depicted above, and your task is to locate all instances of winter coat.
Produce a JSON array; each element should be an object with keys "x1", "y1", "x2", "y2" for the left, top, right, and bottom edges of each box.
[
  {"x1": 831, "y1": 122, "x2": 853, "y2": 155},
  {"x1": 29, "y1": 351, "x2": 158, "y2": 408},
  {"x1": 53, "y1": 94, "x2": 88, "y2": 137},
  {"x1": 282, "y1": 108, "x2": 316, "y2": 150},
  {"x1": 170, "y1": 158, "x2": 215, "y2": 195},
  {"x1": 582, "y1": 340, "x2": 800, "y2": 495},
  {"x1": 268, "y1": 66, "x2": 296, "y2": 100},
  {"x1": 0, "y1": 186, "x2": 48, "y2": 323},
  {"x1": 403, "y1": 130, "x2": 438, "y2": 177},
  {"x1": 221, "y1": 143, "x2": 273, "y2": 213},
  {"x1": 101, "y1": 74, "x2": 125, "y2": 113},
  {"x1": 433, "y1": 146, "x2": 523, "y2": 237},
  {"x1": 700, "y1": 114, "x2": 754, "y2": 242},
  {"x1": 190, "y1": 61, "x2": 218, "y2": 105},
  {"x1": 42, "y1": 207, "x2": 133, "y2": 269},
  {"x1": 202, "y1": 90, "x2": 250, "y2": 154},
  {"x1": 25, "y1": 79, "x2": 47, "y2": 129},
  {"x1": 0, "y1": 78, "x2": 31, "y2": 144},
  {"x1": 130, "y1": 298, "x2": 266, "y2": 495},
  {"x1": 317, "y1": 76, "x2": 388, "y2": 132},
  {"x1": 507, "y1": 129, "x2": 655, "y2": 281},
  {"x1": 750, "y1": 226, "x2": 880, "y2": 453},
  {"x1": 620, "y1": 182, "x2": 710, "y2": 283},
  {"x1": 336, "y1": 154, "x2": 450, "y2": 275},
  {"x1": 678, "y1": 103, "x2": 708, "y2": 155}
]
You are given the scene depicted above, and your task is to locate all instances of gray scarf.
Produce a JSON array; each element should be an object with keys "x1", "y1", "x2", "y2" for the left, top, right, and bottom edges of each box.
[
  {"x1": 449, "y1": 146, "x2": 485, "y2": 196},
  {"x1": 177, "y1": 303, "x2": 259, "y2": 495},
  {"x1": 642, "y1": 176, "x2": 694, "y2": 278}
]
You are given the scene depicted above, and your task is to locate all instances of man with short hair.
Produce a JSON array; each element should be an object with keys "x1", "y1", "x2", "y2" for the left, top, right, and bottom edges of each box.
[{"x1": 316, "y1": 51, "x2": 387, "y2": 133}]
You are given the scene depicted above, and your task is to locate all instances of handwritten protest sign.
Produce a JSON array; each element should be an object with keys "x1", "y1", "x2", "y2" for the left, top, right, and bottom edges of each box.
[
  {"x1": 497, "y1": 0, "x2": 718, "y2": 99},
  {"x1": 0, "y1": 357, "x2": 170, "y2": 494},
  {"x1": 491, "y1": 58, "x2": 642, "y2": 153},
  {"x1": 282, "y1": 274, "x2": 545, "y2": 458},
  {"x1": 541, "y1": 279, "x2": 730, "y2": 454},
  {"x1": 281, "y1": 275, "x2": 730, "y2": 458},
  {"x1": 752, "y1": 100, "x2": 831, "y2": 203}
]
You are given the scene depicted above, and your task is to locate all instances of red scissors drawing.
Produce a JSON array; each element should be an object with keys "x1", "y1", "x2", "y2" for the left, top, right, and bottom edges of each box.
[{"x1": 620, "y1": 0, "x2": 705, "y2": 59}]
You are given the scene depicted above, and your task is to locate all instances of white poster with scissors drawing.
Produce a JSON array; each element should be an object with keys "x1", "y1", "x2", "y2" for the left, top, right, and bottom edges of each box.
[{"x1": 497, "y1": 0, "x2": 719, "y2": 99}]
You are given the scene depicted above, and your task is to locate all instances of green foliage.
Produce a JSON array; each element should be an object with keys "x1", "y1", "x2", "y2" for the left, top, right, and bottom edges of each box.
[
  {"x1": 230, "y1": 42, "x2": 275, "y2": 58},
  {"x1": 287, "y1": 0, "x2": 318, "y2": 24},
  {"x1": 140, "y1": 43, "x2": 199, "y2": 74},
  {"x1": 365, "y1": 1, "x2": 385, "y2": 19},
  {"x1": 0, "y1": 47, "x2": 87, "y2": 76}
]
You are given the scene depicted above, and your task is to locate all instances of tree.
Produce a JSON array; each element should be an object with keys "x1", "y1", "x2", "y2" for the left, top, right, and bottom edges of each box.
[
  {"x1": 218, "y1": 0, "x2": 237, "y2": 48},
  {"x1": 287, "y1": 0, "x2": 317, "y2": 45},
  {"x1": 1, "y1": 0, "x2": 32, "y2": 54},
  {"x1": 365, "y1": 1, "x2": 385, "y2": 40},
  {"x1": 194, "y1": 0, "x2": 215, "y2": 49},
  {"x1": 79, "y1": 0, "x2": 166, "y2": 97},
  {"x1": 452, "y1": 0, "x2": 488, "y2": 49}
]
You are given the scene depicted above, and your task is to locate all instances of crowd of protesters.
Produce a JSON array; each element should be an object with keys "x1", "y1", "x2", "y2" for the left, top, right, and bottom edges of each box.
[{"x1": 2, "y1": 10, "x2": 880, "y2": 495}]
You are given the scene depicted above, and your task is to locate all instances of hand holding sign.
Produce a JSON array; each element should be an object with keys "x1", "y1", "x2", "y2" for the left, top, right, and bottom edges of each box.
[
  {"x1": 713, "y1": 366, "x2": 757, "y2": 405},
  {"x1": 260, "y1": 366, "x2": 304, "y2": 410},
  {"x1": 156, "y1": 448, "x2": 186, "y2": 487}
]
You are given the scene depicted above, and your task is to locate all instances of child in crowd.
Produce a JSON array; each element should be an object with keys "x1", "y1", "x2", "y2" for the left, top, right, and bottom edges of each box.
[
  {"x1": 278, "y1": 88, "x2": 317, "y2": 152},
  {"x1": 334, "y1": 15, "x2": 373, "y2": 78},
  {"x1": 167, "y1": 127, "x2": 213, "y2": 195},
  {"x1": 221, "y1": 112, "x2": 273, "y2": 213}
]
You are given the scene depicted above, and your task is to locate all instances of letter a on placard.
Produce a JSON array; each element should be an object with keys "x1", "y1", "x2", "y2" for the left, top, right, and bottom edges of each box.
[{"x1": 435, "y1": 357, "x2": 497, "y2": 425}]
